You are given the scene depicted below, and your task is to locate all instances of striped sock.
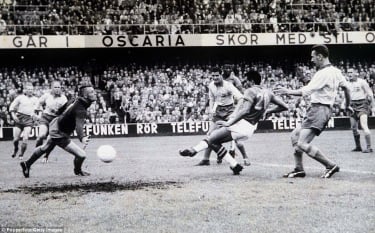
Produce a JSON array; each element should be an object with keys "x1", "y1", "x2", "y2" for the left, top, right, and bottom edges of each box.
[{"x1": 217, "y1": 146, "x2": 237, "y2": 167}]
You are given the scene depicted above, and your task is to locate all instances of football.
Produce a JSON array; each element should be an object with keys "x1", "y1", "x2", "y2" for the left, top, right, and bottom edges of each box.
[{"x1": 97, "y1": 145, "x2": 117, "y2": 163}]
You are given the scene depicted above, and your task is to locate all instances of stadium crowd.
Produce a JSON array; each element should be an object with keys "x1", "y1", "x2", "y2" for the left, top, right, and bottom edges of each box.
[
  {"x1": 0, "y1": 0, "x2": 375, "y2": 35},
  {"x1": 0, "y1": 60, "x2": 374, "y2": 126}
]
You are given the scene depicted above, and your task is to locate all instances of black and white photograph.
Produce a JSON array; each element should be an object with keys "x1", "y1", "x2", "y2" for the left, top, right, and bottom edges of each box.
[{"x1": 0, "y1": 0, "x2": 374, "y2": 232}]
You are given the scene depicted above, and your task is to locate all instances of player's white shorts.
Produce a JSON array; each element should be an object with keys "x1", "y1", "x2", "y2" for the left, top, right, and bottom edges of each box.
[{"x1": 227, "y1": 119, "x2": 257, "y2": 141}]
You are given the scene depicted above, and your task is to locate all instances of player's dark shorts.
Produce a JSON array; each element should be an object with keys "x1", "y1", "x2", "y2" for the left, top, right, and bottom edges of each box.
[
  {"x1": 39, "y1": 113, "x2": 56, "y2": 126},
  {"x1": 48, "y1": 117, "x2": 71, "y2": 148},
  {"x1": 213, "y1": 104, "x2": 235, "y2": 122},
  {"x1": 351, "y1": 99, "x2": 370, "y2": 120},
  {"x1": 14, "y1": 113, "x2": 34, "y2": 129},
  {"x1": 302, "y1": 103, "x2": 332, "y2": 136},
  {"x1": 50, "y1": 137, "x2": 71, "y2": 148}
]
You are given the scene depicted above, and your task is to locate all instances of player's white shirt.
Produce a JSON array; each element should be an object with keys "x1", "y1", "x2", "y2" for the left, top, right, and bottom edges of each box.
[
  {"x1": 9, "y1": 94, "x2": 39, "y2": 116},
  {"x1": 38, "y1": 92, "x2": 68, "y2": 116},
  {"x1": 301, "y1": 65, "x2": 347, "y2": 106},
  {"x1": 348, "y1": 78, "x2": 368, "y2": 101},
  {"x1": 209, "y1": 80, "x2": 243, "y2": 107}
]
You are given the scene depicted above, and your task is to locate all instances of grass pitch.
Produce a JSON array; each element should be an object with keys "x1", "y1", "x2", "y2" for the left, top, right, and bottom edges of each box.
[{"x1": 0, "y1": 130, "x2": 374, "y2": 233}]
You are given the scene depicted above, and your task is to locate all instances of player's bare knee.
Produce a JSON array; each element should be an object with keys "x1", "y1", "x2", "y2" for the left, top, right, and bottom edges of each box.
[
  {"x1": 64, "y1": 143, "x2": 86, "y2": 158},
  {"x1": 296, "y1": 141, "x2": 307, "y2": 153},
  {"x1": 39, "y1": 134, "x2": 48, "y2": 140},
  {"x1": 352, "y1": 129, "x2": 359, "y2": 135},
  {"x1": 295, "y1": 144, "x2": 303, "y2": 152},
  {"x1": 351, "y1": 125, "x2": 359, "y2": 133},
  {"x1": 235, "y1": 141, "x2": 243, "y2": 148},
  {"x1": 75, "y1": 150, "x2": 86, "y2": 158},
  {"x1": 305, "y1": 145, "x2": 319, "y2": 158},
  {"x1": 363, "y1": 129, "x2": 371, "y2": 135},
  {"x1": 13, "y1": 134, "x2": 21, "y2": 142},
  {"x1": 76, "y1": 146, "x2": 87, "y2": 158},
  {"x1": 37, "y1": 134, "x2": 47, "y2": 141},
  {"x1": 291, "y1": 137, "x2": 298, "y2": 147},
  {"x1": 290, "y1": 133, "x2": 299, "y2": 144}
]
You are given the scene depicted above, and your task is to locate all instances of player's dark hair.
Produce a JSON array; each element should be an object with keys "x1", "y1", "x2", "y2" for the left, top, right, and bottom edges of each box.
[
  {"x1": 222, "y1": 64, "x2": 232, "y2": 78},
  {"x1": 211, "y1": 67, "x2": 222, "y2": 74},
  {"x1": 78, "y1": 81, "x2": 93, "y2": 97},
  {"x1": 246, "y1": 70, "x2": 261, "y2": 85},
  {"x1": 311, "y1": 44, "x2": 329, "y2": 58}
]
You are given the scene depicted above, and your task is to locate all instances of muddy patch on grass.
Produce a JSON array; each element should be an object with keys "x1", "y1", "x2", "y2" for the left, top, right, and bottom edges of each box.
[{"x1": 1, "y1": 181, "x2": 182, "y2": 198}]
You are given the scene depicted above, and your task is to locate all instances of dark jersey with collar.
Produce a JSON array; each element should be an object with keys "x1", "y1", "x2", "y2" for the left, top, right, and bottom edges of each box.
[
  {"x1": 242, "y1": 86, "x2": 272, "y2": 125},
  {"x1": 57, "y1": 97, "x2": 90, "y2": 141}
]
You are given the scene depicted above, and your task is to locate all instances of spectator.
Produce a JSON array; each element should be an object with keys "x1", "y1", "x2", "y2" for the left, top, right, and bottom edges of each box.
[
  {"x1": 2, "y1": 0, "x2": 375, "y2": 35},
  {"x1": 0, "y1": 15, "x2": 7, "y2": 35}
]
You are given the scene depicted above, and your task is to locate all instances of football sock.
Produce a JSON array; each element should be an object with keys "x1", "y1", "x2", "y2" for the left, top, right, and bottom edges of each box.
[
  {"x1": 74, "y1": 157, "x2": 85, "y2": 171},
  {"x1": 353, "y1": 134, "x2": 361, "y2": 148},
  {"x1": 25, "y1": 147, "x2": 44, "y2": 167},
  {"x1": 294, "y1": 149, "x2": 303, "y2": 171},
  {"x1": 13, "y1": 141, "x2": 19, "y2": 155},
  {"x1": 20, "y1": 142, "x2": 27, "y2": 157},
  {"x1": 35, "y1": 138, "x2": 43, "y2": 147},
  {"x1": 365, "y1": 133, "x2": 372, "y2": 149},
  {"x1": 193, "y1": 140, "x2": 209, "y2": 152},
  {"x1": 44, "y1": 144, "x2": 56, "y2": 158},
  {"x1": 215, "y1": 145, "x2": 238, "y2": 167},
  {"x1": 202, "y1": 148, "x2": 212, "y2": 160},
  {"x1": 223, "y1": 154, "x2": 238, "y2": 168},
  {"x1": 306, "y1": 145, "x2": 335, "y2": 168}
]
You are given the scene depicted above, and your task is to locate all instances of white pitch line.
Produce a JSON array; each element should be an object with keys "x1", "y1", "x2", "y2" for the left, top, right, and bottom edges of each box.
[{"x1": 251, "y1": 162, "x2": 375, "y2": 175}]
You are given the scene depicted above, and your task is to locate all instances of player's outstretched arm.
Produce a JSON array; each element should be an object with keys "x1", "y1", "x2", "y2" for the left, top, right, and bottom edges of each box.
[
  {"x1": 264, "y1": 93, "x2": 289, "y2": 117},
  {"x1": 274, "y1": 86, "x2": 303, "y2": 96},
  {"x1": 363, "y1": 80, "x2": 375, "y2": 108}
]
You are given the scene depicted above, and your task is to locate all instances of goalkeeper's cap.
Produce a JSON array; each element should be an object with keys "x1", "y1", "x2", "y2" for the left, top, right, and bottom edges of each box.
[{"x1": 78, "y1": 81, "x2": 93, "y2": 96}]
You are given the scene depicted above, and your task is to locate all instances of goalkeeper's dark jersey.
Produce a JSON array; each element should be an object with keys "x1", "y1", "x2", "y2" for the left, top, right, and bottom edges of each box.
[{"x1": 56, "y1": 97, "x2": 90, "y2": 141}]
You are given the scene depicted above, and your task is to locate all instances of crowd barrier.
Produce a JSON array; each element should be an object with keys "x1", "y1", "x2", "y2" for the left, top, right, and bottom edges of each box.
[{"x1": 1, "y1": 117, "x2": 374, "y2": 141}]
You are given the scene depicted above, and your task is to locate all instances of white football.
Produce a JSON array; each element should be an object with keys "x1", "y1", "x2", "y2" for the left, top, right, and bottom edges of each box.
[{"x1": 97, "y1": 145, "x2": 117, "y2": 163}]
